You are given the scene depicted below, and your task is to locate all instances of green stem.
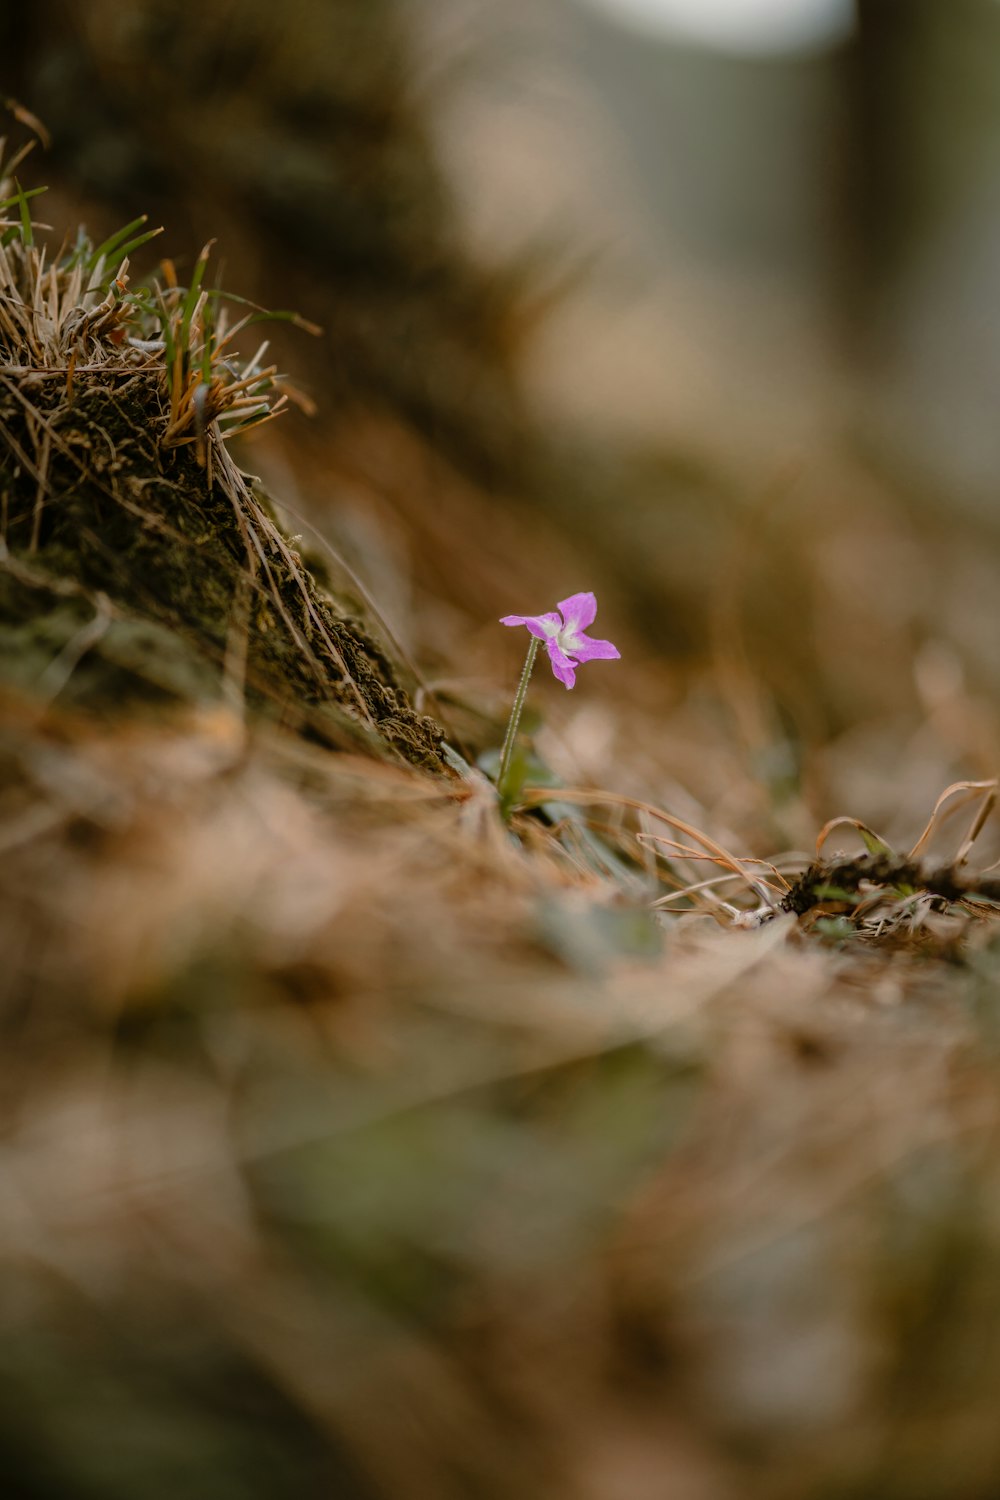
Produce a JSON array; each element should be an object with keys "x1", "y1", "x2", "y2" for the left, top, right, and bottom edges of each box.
[{"x1": 497, "y1": 636, "x2": 539, "y2": 798}]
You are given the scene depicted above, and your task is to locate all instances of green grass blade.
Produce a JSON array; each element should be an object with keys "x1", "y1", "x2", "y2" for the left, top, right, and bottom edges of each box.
[
  {"x1": 83, "y1": 226, "x2": 164, "y2": 294},
  {"x1": 199, "y1": 262, "x2": 221, "y2": 382},
  {"x1": 203, "y1": 288, "x2": 322, "y2": 335},
  {"x1": 14, "y1": 179, "x2": 33, "y2": 247},
  {"x1": 85, "y1": 215, "x2": 148, "y2": 275},
  {"x1": 0, "y1": 183, "x2": 47, "y2": 217}
]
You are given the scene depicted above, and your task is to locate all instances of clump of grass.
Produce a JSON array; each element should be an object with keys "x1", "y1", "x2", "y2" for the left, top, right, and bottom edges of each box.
[{"x1": 0, "y1": 134, "x2": 320, "y2": 475}]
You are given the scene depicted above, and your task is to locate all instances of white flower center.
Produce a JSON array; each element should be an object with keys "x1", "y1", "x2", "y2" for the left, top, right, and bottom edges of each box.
[
  {"x1": 556, "y1": 625, "x2": 584, "y2": 656},
  {"x1": 539, "y1": 615, "x2": 584, "y2": 655}
]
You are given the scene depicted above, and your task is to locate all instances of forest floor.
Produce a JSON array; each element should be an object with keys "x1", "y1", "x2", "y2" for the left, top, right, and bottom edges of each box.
[{"x1": 5, "y1": 128, "x2": 1000, "y2": 1500}]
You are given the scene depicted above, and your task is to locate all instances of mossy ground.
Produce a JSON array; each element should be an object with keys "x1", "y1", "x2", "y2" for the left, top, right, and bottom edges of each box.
[{"x1": 0, "y1": 370, "x2": 444, "y2": 768}]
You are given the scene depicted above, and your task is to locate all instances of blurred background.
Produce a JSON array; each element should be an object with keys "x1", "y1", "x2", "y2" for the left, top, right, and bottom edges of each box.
[
  {"x1": 429, "y1": 0, "x2": 1000, "y2": 499},
  {"x1": 7, "y1": 4, "x2": 1000, "y2": 1498}
]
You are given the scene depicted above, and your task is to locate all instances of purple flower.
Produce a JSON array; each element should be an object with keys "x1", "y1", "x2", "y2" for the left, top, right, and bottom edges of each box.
[{"x1": 500, "y1": 592, "x2": 620, "y2": 689}]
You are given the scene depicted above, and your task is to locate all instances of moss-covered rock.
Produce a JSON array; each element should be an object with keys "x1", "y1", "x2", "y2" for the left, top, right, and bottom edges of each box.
[{"x1": 0, "y1": 369, "x2": 445, "y2": 769}]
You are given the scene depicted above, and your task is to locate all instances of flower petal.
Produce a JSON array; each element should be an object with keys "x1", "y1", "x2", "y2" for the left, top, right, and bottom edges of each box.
[
  {"x1": 546, "y1": 640, "x2": 578, "y2": 689},
  {"x1": 557, "y1": 592, "x2": 597, "y2": 634},
  {"x1": 500, "y1": 611, "x2": 561, "y2": 641},
  {"x1": 570, "y1": 634, "x2": 620, "y2": 664}
]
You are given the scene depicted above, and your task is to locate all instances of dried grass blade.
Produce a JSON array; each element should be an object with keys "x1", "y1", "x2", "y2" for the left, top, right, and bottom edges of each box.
[{"x1": 908, "y1": 779, "x2": 999, "y2": 861}]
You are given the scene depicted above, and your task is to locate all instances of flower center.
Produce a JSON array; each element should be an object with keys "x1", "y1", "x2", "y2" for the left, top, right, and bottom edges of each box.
[{"x1": 556, "y1": 625, "x2": 583, "y2": 656}]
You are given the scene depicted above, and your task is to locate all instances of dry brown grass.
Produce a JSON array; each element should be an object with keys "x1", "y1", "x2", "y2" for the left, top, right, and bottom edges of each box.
[{"x1": 6, "y1": 674, "x2": 1000, "y2": 1499}]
